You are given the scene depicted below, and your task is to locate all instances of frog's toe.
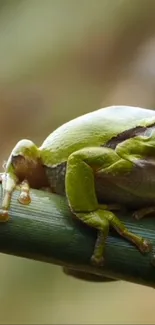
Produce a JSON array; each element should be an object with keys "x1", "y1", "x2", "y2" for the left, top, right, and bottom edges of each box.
[
  {"x1": 18, "y1": 192, "x2": 31, "y2": 205},
  {"x1": 132, "y1": 210, "x2": 146, "y2": 220},
  {"x1": 133, "y1": 211, "x2": 141, "y2": 220},
  {"x1": 139, "y1": 239, "x2": 152, "y2": 253},
  {"x1": 91, "y1": 255, "x2": 104, "y2": 267},
  {"x1": 133, "y1": 207, "x2": 155, "y2": 220}
]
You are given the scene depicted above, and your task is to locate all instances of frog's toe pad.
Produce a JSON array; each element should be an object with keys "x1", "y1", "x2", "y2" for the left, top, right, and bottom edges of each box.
[
  {"x1": 18, "y1": 193, "x2": 31, "y2": 205},
  {"x1": 132, "y1": 210, "x2": 145, "y2": 220},
  {"x1": 140, "y1": 239, "x2": 152, "y2": 253},
  {"x1": 91, "y1": 255, "x2": 104, "y2": 267},
  {"x1": 0, "y1": 209, "x2": 10, "y2": 222},
  {"x1": 133, "y1": 211, "x2": 141, "y2": 220}
]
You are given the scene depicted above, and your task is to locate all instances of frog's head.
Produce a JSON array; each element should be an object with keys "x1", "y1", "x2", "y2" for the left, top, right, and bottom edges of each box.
[{"x1": 4, "y1": 139, "x2": 48, "y2": 188}]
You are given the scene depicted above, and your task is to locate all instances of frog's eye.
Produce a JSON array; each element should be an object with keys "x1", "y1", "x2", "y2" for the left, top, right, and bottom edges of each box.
[{"x1": 11, "y1": 155, "x2": 24, "y2": 167}]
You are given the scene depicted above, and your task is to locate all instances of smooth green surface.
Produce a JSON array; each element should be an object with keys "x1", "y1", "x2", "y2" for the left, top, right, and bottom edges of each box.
[
  {"x1": 0, "y1": 185, "x2": 155, "y2": 287},
  {"x1": 4, "y1": 106, "x2": 155, "y2": 265},
  {"x1": 40, "y1": 105, "x2": 155, "y2": 165}
]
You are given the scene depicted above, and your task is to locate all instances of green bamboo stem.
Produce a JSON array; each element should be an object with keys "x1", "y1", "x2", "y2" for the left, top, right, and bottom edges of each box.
[{"x1": 0, "y1": 185, "x2": 155, "y2": 287}]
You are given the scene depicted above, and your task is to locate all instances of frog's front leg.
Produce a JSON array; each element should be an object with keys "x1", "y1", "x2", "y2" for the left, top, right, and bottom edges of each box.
[
  {"x1": 0, "y1": 139, "x2": 42, "y2": 220},
  {"x1": 0, "y1": 175, "x2": 31, "y2": 216},
  {"x1": 0, "y1": 173, "x2": 31, "y2": 215},
  {"x1": 65, "y1": 147, "x2": 151, "y2": 266},
  {"x1": 0, "y1": 173, "x2": 31, "y2": 222},
  {"x1": 0, "y1": 173, "x2": 17, "y2": 221}
]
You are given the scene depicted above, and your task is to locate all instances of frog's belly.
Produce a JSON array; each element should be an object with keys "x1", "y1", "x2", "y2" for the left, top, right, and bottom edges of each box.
[
  {"x1": 45, "y1": 161, "x2": 155, "y2": 210},
  {"x1": 95, "y1": 162, "x2": 155, "y2": 209}
]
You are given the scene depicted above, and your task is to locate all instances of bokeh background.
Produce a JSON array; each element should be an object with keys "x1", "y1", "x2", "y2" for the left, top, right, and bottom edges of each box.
[{"x1": 0, "y1": 0, "x2": 155, "y2": 324}]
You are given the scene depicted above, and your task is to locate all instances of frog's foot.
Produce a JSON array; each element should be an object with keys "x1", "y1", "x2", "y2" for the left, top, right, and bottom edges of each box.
[
  {"x1": 90, "y1": 228, "x2": 107, "y2": 267},
  {"x1": 122, "y1": 230, "x2": 151, "y2": 253},
  {"x1": 138, "y1": 239, "x2": 152, "y2": 253},
  {"x1": 106, "y1": 210, "x2": 152, "y2": 254},
  {"x1": 18, "y1": 180, "x2": 31, "y2": 205},
  {"x1": 91, "y1": 254, "x2": 104, "y2": 267},
  {"x1": 74, "y1": 210, "x2": 109, "y2": 267},
  {"x1": 133, "y1": 207, "x2": 155, "y2": 220}
]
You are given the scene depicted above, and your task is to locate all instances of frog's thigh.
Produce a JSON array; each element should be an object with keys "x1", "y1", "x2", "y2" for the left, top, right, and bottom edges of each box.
[
  {"x1": 65, "y1": 147, "x2": 151, "y2": 264},
  {"x1": 116, "y1": 134, "x2": 155, "y2": 219},
  {"x1": 65, "y1": 146, "x2": 122, "y2": 212},
  {"x1": 66, "y1": 147, "x2": 120, "y2": 264},
  {"x1": 116, "y1": 133, "x2": 155, "y2": 161}
]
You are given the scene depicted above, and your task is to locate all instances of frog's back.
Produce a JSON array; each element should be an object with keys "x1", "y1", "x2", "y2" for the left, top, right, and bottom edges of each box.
[{"x1": 40, "y1": 106, "x2": 155, "y2": 165}]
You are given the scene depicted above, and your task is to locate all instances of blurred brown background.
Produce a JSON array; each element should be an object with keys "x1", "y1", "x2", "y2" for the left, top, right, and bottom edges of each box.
[{"x1": 0, "y1": 0, "x2": 155, "y2": 324}]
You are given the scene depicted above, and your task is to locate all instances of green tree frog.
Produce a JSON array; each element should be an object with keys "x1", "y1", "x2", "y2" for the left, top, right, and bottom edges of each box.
[{"x1": 1, "y1": 105, "x2": 155, "y2": 265}]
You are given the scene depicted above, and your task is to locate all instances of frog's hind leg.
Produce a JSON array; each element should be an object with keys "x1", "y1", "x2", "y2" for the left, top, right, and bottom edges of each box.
[
  {"x1": 65, "y1": 146, "x2": 151, "y2": 265},
  {"x1": 133, "y1": 206, "x2": 155, "y2": 220},
  {"x1": 80, "y1": 212, "x2": 109, "y2": 266},
  {"x1": 115, "y1": 132, "x2": 155, "y2": 222},
  {"x1": 107, "y1": 212, "x2": 151, "y2": 252}
]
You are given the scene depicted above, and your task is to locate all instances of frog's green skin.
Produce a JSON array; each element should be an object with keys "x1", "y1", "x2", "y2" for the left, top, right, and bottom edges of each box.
[{"x1": 1, "y1": 105, "x2": 155, "y2": 265}]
